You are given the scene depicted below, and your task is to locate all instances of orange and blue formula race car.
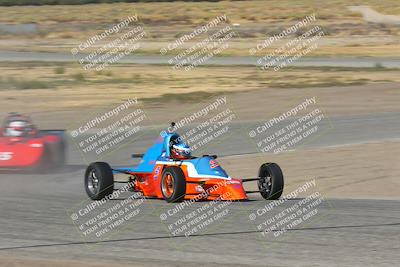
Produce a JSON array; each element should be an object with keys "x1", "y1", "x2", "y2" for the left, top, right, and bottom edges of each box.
[
  {"x1": 84, "y1": 124, "x2": 284, "y2": 202},
  {"x1": 0, "y1": 113, "x2": 66, "y2": 172}
]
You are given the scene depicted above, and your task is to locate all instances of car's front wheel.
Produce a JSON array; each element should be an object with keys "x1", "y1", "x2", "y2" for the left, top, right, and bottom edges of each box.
[
  {"x1": 85, "y1": 162, "x2": 114, "y2": 200},
  {"x1": 258, "y1": 163, "x2": 284, "y2": 200},
  {"x1": 160, "y1": 166, "x2": 186, "y2": 203}
]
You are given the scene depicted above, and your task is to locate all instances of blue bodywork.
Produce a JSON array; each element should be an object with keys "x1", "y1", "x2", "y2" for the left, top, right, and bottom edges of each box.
[
  {"x1": 185, "y1": 156, "x2": 229, "y2": 178},
  {"x1": 114, "y1": 132, "x2": 229, "y2": 178}
]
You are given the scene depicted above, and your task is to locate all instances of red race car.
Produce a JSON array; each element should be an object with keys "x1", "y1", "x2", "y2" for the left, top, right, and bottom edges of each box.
[
  {"x1": 84, "y1": 123, "x2": 284, "y2": 202},
  {"x1": 0, "y1": 113, "x2": 66, "y2": 171}
]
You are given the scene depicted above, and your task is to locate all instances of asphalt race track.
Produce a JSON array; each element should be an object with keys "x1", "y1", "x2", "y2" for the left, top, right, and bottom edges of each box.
[
  {"x1": 61, "y1": 112, "x2": 400, "y2": 167},
  {"x1": 1, "y1": 50, "x2": 400, "y2": 68},
  {"x1": 0, "y1": 178, "x2": 399, "y2": 267},
  {"x1": 0, "y1": 114, "x2": 399, "y2": 266}
]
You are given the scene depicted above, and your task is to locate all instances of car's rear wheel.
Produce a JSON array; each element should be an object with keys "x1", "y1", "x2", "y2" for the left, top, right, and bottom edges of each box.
[
  {"x1": 31, "y1": 145, "x2": 50, "y2": 173},
  {"x1": 32, "y1": 142, "x2": 65, "y2": 173},
  {"x1": 258, "y1": 163, "x2": 284, "y2": 200},
  {"x1": 85, "y1": 162, "x2": 114, "y2": 200},
  {"x1": 161, "y1": 166, "x2": 186, "y2": 203},
  {"x1": 54, "y1": 141, "x2": 66, "y2": 168}
]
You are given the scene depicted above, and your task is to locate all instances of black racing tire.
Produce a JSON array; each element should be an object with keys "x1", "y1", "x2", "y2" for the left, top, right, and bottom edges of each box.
[
  {"x1": 31, "y1": 145, "x2": 51, "y2": 174},
  {"x1": 258, "y1": 163, "x2": 284, "y2": 200},
  {"x1": 85, "y1": 162, "x2": 114, "y2": 200},
  {"x1": 54, "y1": 140, "x2": 66, "y2": 168},
  {"x1": 160, "y1": 166, "x2": 186, "y2": 203}
]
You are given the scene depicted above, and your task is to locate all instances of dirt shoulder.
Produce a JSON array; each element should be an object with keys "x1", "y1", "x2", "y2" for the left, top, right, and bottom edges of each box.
[
  {"x1": 0, "y1": 61, "x2": 399, "y2": 128},
  {"x1": 220, "y1": 140, "x2": 400, "y2": 200}
]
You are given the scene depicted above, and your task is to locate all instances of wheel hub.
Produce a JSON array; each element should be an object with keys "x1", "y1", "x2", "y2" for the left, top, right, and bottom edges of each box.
[
  {"x1": 162, "y1": 173, "x2": 174, "y2": 197},
  {"x1": 259, "y1": 176, "x2": 272, "y2": 193},
  {"x1": 88, "y1": 170, "x2": 99, "y2": 194}
]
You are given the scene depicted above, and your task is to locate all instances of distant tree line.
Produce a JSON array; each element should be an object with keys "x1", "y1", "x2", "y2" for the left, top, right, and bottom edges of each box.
[{"x1": 0, "y1": 0, "x2": 224, "y2": 6}]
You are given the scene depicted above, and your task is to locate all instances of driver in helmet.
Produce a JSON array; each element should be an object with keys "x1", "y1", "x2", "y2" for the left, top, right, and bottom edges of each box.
[
  {"x1": 170, "y1": 141, "x2": 192, "y2": 160},
  {"x1": 2, "y1": 113, "x2": 35, "y2": 138}
]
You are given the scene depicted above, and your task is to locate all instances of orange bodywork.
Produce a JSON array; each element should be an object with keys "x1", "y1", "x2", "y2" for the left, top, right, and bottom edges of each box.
[{"x1": 130, "y1": 164, "x2": 248, "y2": 201}]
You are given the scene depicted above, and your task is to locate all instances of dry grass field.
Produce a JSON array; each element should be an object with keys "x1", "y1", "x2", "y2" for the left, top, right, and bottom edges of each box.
[
  {"x1": 0, "y1": 0, "x2": 399, "y2": 57},
  {"x1": 0, "y1": 62, "x2": 399, "y2": 113}
]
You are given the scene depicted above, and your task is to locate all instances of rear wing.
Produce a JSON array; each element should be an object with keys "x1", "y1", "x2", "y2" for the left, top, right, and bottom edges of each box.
[{"x1": 39, "y1": 129, "x2": 66, "y2": 138}]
